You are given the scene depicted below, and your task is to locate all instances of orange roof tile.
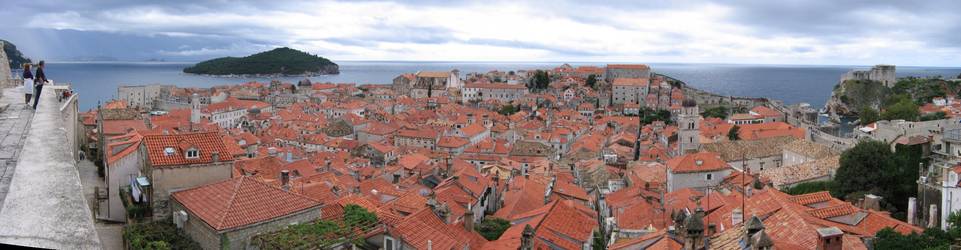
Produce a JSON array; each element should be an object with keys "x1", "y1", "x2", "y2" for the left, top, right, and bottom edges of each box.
[
  {"x1": 143, "y1": 132, "x2": 236, "y2": 167},
  {"x1": 171, "y1": 176, "x2": 321, "y2": 231}
]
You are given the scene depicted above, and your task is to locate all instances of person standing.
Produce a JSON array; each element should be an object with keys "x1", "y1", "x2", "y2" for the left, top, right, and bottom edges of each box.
[
  {"x1": 21, "y1": 63, "x2": 33, "y2": 106},
  {"x1": 33, "y1": 61, "x2": 47, "y2": 110}
]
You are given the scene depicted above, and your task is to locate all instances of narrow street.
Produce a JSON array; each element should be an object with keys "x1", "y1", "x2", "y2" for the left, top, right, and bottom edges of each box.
[{"x1": 78, "y1": 159, "x2": 124, "y2": 250}]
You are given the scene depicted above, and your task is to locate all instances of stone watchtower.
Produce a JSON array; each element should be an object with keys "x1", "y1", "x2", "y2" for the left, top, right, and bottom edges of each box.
[{"x1": 678, "y1": 99, "x2": 700, "y2": 155}]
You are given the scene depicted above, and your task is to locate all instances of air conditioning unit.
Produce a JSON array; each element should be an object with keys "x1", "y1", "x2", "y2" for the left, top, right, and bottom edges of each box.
[{"x1": 173, "y1": 210, "x2": 188, "y2": 229}]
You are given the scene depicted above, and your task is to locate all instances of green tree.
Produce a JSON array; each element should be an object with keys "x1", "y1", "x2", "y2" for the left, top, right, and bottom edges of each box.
[
  {"x1": 592, "y1": 230, "x2": 606, "y2": 250},
  {"x1": 475, "y1": 217, "x2": 511, "y2": 240},
  {"x1": 527, "y1": 70, "x2": 550, "y2": 91},
  {"x1": 781, "y1": 180, "x2": 834, "y2": 195},
  {"x1": 727, "y1": 125, "x2": 740, "y2": 141},
  {"x1": 832, "y1": 141, "x2": 921, "y2": 219},
  {"x1": 833, "y1": 140, "x2": 893, "y2": 199},
  {"x1": 586, "y1": 74, "x2": 598, "y2": 89},
  {"x1": 873, "y1": 210, "x2": 961, "y2": 250},
  {"x1": 498, "y1": 104, "x2": 519, "y2": 116},
  {"x1": 702, "y1": 106, "x2": 730, "y2": 119},
  {"x1": 859, "y1": 107, "x2": 880, "y2": 125},
  {"x1": 921, "y1": 111, "x2": 947, "y2": 121},
  {"x1": 881, "y1": 97, "x2": 920, "y2": 121}
]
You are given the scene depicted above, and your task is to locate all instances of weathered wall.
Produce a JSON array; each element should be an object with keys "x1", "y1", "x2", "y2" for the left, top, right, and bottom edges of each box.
[{"x1": 149, "y1": 162, "x2": 232, "y2": 219}]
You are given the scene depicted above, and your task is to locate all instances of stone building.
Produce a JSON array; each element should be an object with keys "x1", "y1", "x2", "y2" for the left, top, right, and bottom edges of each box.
[
  {"x1": 666, "y1": 152, "x2": 732, "y2": 192},
  {"x1": 611, "y1": 78, "x2": 649, "y2": 105},
  {"x1": 840, "y1": 64, "x2": 896, "y2": 88},
  {"x1": 605, "y1": 64, "x2": 651, "y2": 81},
  {"x1": 118, "y1": 84, "x2": 173, "y2": 110},
  {"x1": 461, "y1": 83, "x2": 529, "y2": 103},
  {"x1": 136, "y1": 132, "x2": 236, "y2": 219},
  {"x1": 171, "y1": 176, "x2": 322, "y2": 250}
]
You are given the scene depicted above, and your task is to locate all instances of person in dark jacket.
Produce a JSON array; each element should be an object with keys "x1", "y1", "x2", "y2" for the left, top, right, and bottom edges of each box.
[{"x1": 33, "y1": 61, "x2": 47, "y2": 110}]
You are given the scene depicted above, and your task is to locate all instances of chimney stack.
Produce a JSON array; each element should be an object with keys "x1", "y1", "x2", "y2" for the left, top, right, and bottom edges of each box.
[
  {"x1": 862, "y1": 194, "x2": 882, "y2": 211},
  {"x1": 908, "y1": 197, "x2": 917, "y2": 225},
  {"x1": 815, "y1": 227, "x2": 843, "y2": 250},
  {"x1": 280, "y1": 170, "x2": 290, "y2": 191},
  {"x1": 464, "y1": 203, "x2": 475, "y2": 232},
  {"x1": 520, "y1": 225, "x2": 535, "y2": 250},
  {"x1": 731, "y1": 207, "x2": 743, "y2": 226},
  {"x1": 211, "y1": 151, "x2": 220, "y2": 162}
]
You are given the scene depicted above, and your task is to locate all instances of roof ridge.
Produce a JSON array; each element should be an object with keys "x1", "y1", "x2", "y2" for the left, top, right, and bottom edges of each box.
[{"x1": 215, "y1": 177, "x2": 246, "y2": 229}]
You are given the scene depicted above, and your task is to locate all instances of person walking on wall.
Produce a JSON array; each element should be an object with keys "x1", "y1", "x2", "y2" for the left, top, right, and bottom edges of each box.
[
  {"x1": 21, "y1": 63, "x2": 33, "y2": 107},
  {"x1": 33, "y1": 61, "x2": 47, "y2": 110}
]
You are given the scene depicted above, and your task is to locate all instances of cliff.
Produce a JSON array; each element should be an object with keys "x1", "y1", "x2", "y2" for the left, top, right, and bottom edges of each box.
[
  {"x1": 184, "y1": 47, "x2": 338, "y2": 76},
  {"x1": 824, "y1": 79, "x2": 889, "y2": 121}
]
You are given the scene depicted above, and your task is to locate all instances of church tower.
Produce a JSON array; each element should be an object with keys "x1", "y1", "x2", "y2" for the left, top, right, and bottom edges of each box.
[
  {"x1": 190, "y1": 93, "x2": 201, "y2": 126},
  {"x1": 678, "y1": 99, "x2": 700, "y2": 155}
]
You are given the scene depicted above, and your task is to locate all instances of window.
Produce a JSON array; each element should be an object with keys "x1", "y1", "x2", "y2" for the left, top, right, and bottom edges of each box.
[
  {"x1": 706, "y1": 173, "x2": 713, "y2": 180},
  {"x1": 164, "y1": 147, "x2": 176, "y2": 156},
  {"x1": 186, "y1": 149, "x2": 199, "y2": 159},
  {"x1": 384, "y1": 237, "x2": 396, "y2": 250}
]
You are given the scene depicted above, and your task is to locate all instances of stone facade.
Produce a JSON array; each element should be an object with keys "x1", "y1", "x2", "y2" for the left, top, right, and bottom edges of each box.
[
  {"x1": 118, "y1": 84, "x2": 172, "y2": 110},
  {"x1": 678, "y1": 101, "x2": 700, "y2": 155},
  {"x1": 142, "y1": 158, "x2": 233, "y2": 219},
  {"x1": 841, "y1": 65, "x2": 896, "y2": 88},
  {"x1": 668, "y1": 168, "x2": 733, "y2": 192}
]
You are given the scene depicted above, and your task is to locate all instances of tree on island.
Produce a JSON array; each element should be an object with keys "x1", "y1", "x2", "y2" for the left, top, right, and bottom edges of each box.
[
  {"x1": 727, "y1": 125, "x2": 740, "y2": 141},
  {"x1": 859, "y1": 107, "x2": 880, "y2": 125}
]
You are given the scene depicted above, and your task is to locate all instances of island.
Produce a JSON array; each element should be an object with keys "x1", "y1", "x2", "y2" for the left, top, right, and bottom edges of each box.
[{"x1": 183, "y1": 47, "x2": 339, "y2": 76}]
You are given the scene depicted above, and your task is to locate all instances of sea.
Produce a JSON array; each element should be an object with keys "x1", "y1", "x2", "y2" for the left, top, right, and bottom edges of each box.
[{"x1": 23, "y1": 61, "x2": 961, "y2": 111}]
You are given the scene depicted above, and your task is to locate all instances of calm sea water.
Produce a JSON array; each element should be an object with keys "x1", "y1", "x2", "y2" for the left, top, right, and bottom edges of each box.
[{"x1": 28, "y1": 61, "x2": 961, "y2": 111}]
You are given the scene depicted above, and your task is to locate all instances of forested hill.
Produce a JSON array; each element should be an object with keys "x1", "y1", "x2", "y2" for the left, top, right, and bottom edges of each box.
[
  {"x1": 183, "y1": 47, "x2": 338, "y2": 76},
  {"x1": 2, "y1": 39, "x2": 31, "y2": 69}
]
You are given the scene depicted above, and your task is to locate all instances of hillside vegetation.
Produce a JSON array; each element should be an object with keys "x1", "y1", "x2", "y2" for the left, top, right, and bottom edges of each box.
[
  {"x1": 1, "y1": 39, "x2": 31, "y2": 69},
  {"x1": 183, "y1": 47, "x2": 338, "y2": 76}
]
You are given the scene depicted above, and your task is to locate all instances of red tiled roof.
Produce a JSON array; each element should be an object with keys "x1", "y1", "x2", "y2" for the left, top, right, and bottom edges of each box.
[
  {"x1": 144, "y1": 132, "x2": 236, "y2": 167},
  {"x1": 172, "y1": 176, "x2": 321, "y2": 231},
  {"x1": 612, "y1": 77, "x2": 650, "y2": 86},
  {"x1": 666, "y1": 152, "x2": 729, "y2": 173}
]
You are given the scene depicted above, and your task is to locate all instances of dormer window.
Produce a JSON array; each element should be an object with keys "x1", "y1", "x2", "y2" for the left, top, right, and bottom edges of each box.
[{"x1": 186, "y1": 148, "x2": 199, "y2": 159}]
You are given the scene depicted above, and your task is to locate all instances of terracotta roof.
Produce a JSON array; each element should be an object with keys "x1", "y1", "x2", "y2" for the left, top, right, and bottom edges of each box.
[
  {"x1": 171, "y1": 176, "x2": 321, "y2": 231},
  {"x1": 666, "y1": 152, "x2": 729, "y2": 173},
  {"x1": 762, "y1": 156, "x2": 840, "y2": 187},
  {"x1": 143, "y1": 132, "x2": 236, "y2": 167},
  {"x1": 607, "y1": 64, "x2": 650, "y2": 70},
  {"x1": 612, "y1": 77, "x2": 650, "y2": 86},
  {"x1": 701, "y1": 136, "x2": 796, "y2": 162},
  {"x1": 416, "y1": 71, "x2": 450, "y2": 78},
  {"x1": 782, "y1": 139, "x2": 839, "y2": 159}
]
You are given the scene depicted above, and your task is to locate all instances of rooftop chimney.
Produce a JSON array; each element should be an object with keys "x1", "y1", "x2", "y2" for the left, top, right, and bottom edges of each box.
[
  {"x1": 862, "y1": 194, "x2": 882, "y2": 211},
  {"x1": 464, "y1": 203, "x2": 475, "y2": 232},
  {"x1": 520, "y1": 225, "x2": 535, "y2": 250},
  {"x1": 280, "y1": 170, "x2": 290, "y2": 191},
  {"x1": 816, "y1": 227, "x2": 843, "y2": 250},
  {"x1": 731, "y1": 207, "x2": 743, "y2": 226},
  {"x1": 211, "y1": 151, "x2": 220, "y2": 162}
]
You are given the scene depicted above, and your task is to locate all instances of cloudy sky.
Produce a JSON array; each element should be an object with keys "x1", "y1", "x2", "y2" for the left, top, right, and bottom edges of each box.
[{"x1": 1, "y1": 0, "x2": 959, "y2": 66}]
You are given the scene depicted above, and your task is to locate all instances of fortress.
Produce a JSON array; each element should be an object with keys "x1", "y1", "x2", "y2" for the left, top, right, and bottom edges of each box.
[{"x1": 840, "y1": 64, "x2": 896, "y2": 88}]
